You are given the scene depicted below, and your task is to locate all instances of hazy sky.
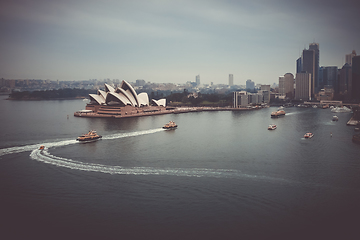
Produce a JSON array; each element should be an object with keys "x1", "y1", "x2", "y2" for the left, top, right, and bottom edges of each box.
[{"x1": 1, "y1": 0, "x2": 360, "y2": 85}]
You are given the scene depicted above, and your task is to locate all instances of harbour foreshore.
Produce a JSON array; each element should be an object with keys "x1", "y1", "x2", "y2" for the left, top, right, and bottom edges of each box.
[{"x1": 74, "y1": 106, "x2": 264, "y2": 118}]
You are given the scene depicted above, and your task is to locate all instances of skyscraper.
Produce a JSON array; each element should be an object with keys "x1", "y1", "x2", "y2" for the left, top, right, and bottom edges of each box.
[
  {"x1": 302, "y1": 49, "x2": 315, "y2": 98},
  {"x1": 346, "y1": 50, "x2": 357, "y2": 66},
  {"x1": 352, "y1": 56, "x2": 360, "y2": 101},
  {"x1": 229, "y1": 74, "x2": 233, "y2": 86},
  {"x1": 295, "y1": 72, "x2": 312, "y2": 100},
  {"x1": 296, "y1": 57, "x2": 302, "y2": 74},
  {"x1": 309, "y1": 43, "x2": 320, "y2": 92},
  {"x1": 195, "y1": 75, "x2": 200, "y2": 86},
  {"x1": 339, "y1": 63, "x2": 352, "y2": 100}
]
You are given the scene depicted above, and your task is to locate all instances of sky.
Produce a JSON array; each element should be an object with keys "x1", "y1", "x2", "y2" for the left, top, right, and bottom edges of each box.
[{"x1": 1, "y1": 0, "x2": 360, "y2": 85}]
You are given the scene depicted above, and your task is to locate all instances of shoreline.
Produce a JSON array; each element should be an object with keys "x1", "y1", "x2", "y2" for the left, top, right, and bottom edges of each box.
[{"x1": 74, "y1": 106, "x2": 263, "y2": 118}]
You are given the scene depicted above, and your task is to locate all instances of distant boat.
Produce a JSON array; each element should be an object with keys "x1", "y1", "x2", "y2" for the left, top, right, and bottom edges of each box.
[
  {"x1": 271, "y1": 110, "x2": 285, "y2": 118},
  {"x1": 304, "y1": 132, "x2": 314, "y2": 139},
  {"x1": 332, "y1": 115, "x2": 338, "y2": 121},
  {"x1": 268, "y1": 124, "x2": 277, "y2": 130},
  {"x1": 39, "y1": 145, "x2": 45, "y2": 150}
]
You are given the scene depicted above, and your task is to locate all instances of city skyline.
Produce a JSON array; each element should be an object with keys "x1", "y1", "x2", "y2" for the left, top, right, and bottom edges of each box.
[{"x1": 1, "y1": 0, "x2": 360, "y2": 85}]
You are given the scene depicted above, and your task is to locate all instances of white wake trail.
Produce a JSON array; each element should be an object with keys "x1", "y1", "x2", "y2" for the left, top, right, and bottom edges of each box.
[
  {"x1": 0, "y1": 128, "x2": 164, "y2": 157},
  {"x1": 29, "y1": 149, "x2": 296, "y2": 183}
]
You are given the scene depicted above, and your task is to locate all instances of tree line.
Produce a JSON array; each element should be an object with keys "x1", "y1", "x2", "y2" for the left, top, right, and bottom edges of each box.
[{"x1": 8, "y1": 88, "x2": 96, "y2": 100}]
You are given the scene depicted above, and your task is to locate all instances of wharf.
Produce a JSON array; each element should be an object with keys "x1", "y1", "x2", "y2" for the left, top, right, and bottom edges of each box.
[{"x1": 347, "y1": 117, "x2": 360, "y2": 126}]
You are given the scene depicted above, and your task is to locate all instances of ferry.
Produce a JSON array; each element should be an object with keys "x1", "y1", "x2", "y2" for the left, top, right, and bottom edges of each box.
[
  {"x1": 163, "y1": 121, "x2": 177, "y2": 129},
  {"x1": 268, "y1": 124, "x2": 277, "y2": 130},
  {"x1": 304, "y1": 132, "x2": 314, "y2": 139},
  {"x1": 271, "y1": 110, "x2": 285, "y2": 118},
  {"x1": 76, "y1": 130, "x2": 102, "y2": 142}
]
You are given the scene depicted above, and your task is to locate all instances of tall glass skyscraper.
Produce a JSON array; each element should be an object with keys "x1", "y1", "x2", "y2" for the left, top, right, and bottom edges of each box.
[
  {"x1": 309, "y1": 43, "x2": 320, "y2": 92},
  {"x1": 302, "y1": 49, "x2": 315, "y2": 98}
]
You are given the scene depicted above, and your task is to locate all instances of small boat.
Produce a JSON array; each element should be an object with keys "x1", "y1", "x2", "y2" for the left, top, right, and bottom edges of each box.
[
  {"x1": 304, "y1": 132, "x2": 314, "y2": 138},
  {"x1": 271, "y1": 110, "x2": 285, "y2": 118},
  {"x1": 76, "y1": 130, "x2": 102, "y2": 142},
  {"x1": 39, "y1": 145, "x2": 45, "y2": 150},
  {"x1": 163, "y1": 121, "x2": 177, "y2": 129},
  {"x1": 332, "y1": 115, "x2": 338, "y2": 121},
  {"x1": 268, "y1": 124, "x2": 277, "y2": 130}
]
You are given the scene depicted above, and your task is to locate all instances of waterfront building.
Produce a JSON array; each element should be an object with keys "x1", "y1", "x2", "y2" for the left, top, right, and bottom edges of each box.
[
  {"x1": 302, "y1": 49, "x2": 315, "y2": 97},
  {"x1": 318, "y1": 86, "x2": 334, "y2": 101},
  {"x1": 260, "y1": 85, "x2": 270, "y2": 103},
  {"x1": 229, "y1": 74, "x2": 233, "y2": 86},
  {"x1": 233, "y1": 91, "x2": 248, "y2": 108},
  {"x1": 83, "y1": 80, "x2": 167, "y2": 117},
  {"x1": 352, "y1": 56, "x2": 360, "y2": 102},
  {"x1": 196, "y1": 75, "x2": 200, "y2": 86},
  {"x1": 279, "y1": 73, "x2": 294, "y2": 99},
  {"x1": 233, "y1": 91, "x2": 267, "y2": 107},
  {"x1": 295, "y1": 72, "x2": 311, "y2": 101}
]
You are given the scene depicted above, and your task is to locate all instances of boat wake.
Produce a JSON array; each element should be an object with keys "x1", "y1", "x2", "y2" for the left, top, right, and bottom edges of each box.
[
  {"x1": 0, "y1": 128, "x2": 164, "y2": 157},
  {"x1": 29, "y1": 148, "x2": 295, "y2": 183}
]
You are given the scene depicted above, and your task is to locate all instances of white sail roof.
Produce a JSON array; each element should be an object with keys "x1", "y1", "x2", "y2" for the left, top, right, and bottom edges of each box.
[
  {"x1": 120, "y1": 80, "x2": 139, "y2": 107},
  {"x1": 138, "y1": 92, "x2": 149, "y2": 106},
  {"x1": 152, "y1": 99, "x2": 166, "y2": 107},
  {"x1": 89, "y1": 94, "x2": 106, "y2": 105},
  {"x1": 106, "y1": 92, "x2": 132, "y2": 106},
  {"x1": 105, "y1": 83, "x2": 115, "y2": 93}
]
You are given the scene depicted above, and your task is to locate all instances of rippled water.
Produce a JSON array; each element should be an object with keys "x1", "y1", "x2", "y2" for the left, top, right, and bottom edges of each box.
[{"x1": 1, "y1": 96, "x2": 359, "y2": 239}]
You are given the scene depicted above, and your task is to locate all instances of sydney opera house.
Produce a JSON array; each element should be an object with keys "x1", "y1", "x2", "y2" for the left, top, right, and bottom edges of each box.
[{"x1": 74, "y1": 80, "x2": 168, "y2": 118}]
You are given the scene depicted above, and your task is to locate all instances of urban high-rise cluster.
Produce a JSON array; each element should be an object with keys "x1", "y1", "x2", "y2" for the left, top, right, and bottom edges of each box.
[{"x1": 280, "y1": 43, "x2": 360, "y2": 102}]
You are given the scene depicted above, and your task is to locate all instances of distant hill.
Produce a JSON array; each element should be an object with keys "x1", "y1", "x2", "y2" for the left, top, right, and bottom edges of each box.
[{"x1": 7, "y1": 88, "x2": 96, "y2": 100}]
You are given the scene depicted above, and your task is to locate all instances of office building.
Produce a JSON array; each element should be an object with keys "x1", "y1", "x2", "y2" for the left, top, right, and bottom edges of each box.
[
  {"x1": 278, "y1": 73, "x2": 294, "y2": 99},
  {"x1": 196, "y1": 75, "x2": 200, "y2": 86},
  {"x1": 246, "y1": 79, "x2": 255, "y2": 91},
  {"x1": 352, "y1": 56, "x2": 360, "y2": 101},
  {"x1": 233, "y1": 91, "x2": 248, "y2": 107},
  {"x1": 260, "y1": 85, "x2": 270, "y2": 103},
  {"x1": 346, "y1": 50, "x2": 357, "y2": 66},
  {"x1": 229, "y1": 74, "x2": 233, "y2": 86},
  {"x1": 309, "y1": 43, "x2": 320, "y2": 92},
  {"x1": 295, "y1": 72, "x2": 311, "y2": 101},
  {"x1": 339, "y1": 63, "x2": 352, "y2": 100},
  {"x1": 296, "y1": 57, "x2": 302, "y2": 74},
  {"x1": 302, "y1": 49, "x2": 315, "y2": 97}
]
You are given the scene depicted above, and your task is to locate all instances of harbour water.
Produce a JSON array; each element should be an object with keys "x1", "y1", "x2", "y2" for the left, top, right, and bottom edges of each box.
[{"x1": 1, "y1": 96, "x2": 359, "y2": 239}]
